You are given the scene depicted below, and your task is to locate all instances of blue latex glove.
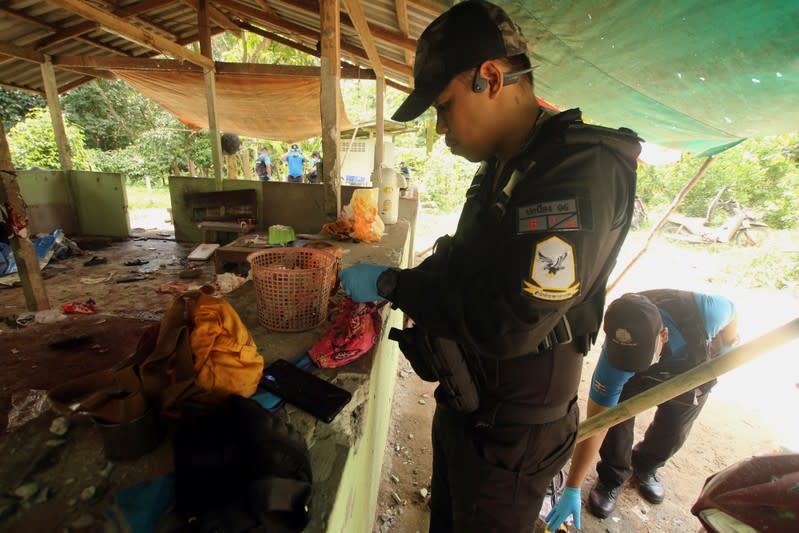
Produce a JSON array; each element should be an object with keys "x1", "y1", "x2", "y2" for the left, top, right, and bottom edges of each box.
[
  {"x1": 546, "y1": 486, "x2": 582, "y2": 531},
  {"x1": 339, "y1": 264, "x2": 388, "y2": 302}
]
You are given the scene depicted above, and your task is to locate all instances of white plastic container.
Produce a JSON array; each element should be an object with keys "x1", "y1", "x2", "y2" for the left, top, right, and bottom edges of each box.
[{"x1": 376, "y1": 167, "x2": 400, "y2": 225}]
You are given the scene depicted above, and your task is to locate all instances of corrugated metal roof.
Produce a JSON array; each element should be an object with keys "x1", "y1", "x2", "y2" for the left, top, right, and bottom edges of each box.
[{"x1": 0, "y1": 0, "x2": 446, "y2": 95}]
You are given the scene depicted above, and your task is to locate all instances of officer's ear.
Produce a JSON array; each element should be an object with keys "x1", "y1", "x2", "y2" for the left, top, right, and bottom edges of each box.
[{"x1": 476, "y1": 60, "x2": 505, "y2": 97}]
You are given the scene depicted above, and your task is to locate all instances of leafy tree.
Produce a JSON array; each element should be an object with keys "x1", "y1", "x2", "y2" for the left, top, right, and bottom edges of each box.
[
  {"x1": 62, "y1": 79, "x2": 161, "y2": 150},
  {"x1": 0, "y1": 88, "x2": 44, "y2": 132},
  {"x1": 7, "y1": 107, "x2": 92, "y2": 170}
]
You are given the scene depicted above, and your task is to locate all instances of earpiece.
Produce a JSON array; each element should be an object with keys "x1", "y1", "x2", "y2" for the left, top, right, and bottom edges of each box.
[{"x1": 472, "y1": 70, "x2": 488, "y2": 93}]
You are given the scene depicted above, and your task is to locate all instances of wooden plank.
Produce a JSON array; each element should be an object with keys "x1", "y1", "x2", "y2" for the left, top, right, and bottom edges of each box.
[
  {"x1": 342, "y1": 0, "x2": 384, "y2": 79},
  {"x1": 181, "y1": 0, "x2": 241, "y2": 34},
  {"x1": 34, "y1": 0, "x2": 182, "y2": 50},
  {"x1": 277, "y1": 0, "x2": 416, "y2": 52},
  {"x1": 198, "y1": 0, "x2": 224, "y2": 189},
  {"x1": 408, "y1": 0, "x2": 447, "y2": 15},
  {"x1": 386, "y1": 78, "x2": 411, "y2": 94},
  {"x1": 0, "y1": 42, "x2": 44, "y2": 64},
  {"x1": 0, "y1": 118, "x2": 50, "y2": 311},
  {"x1": 320, "y1": 0, "x2": 342, "y2": 219},
  {"x1": 53, "y1": 55, "x2": 201, "y2": 71},
  {"x1": 40, "y1": 59, "x2": 73, "y2": 171},
  {"x1": 394, "y1": 0, "x2": 415, "y2": 72},
  {"x1": 48, "y1": 0, "x2": 214, "y2": 69},
  {"x1": 374, "y1": 76, "x2": 385, "y2": 181},
  {"x1": 0, "y1": 81, "x2": 44, "y2": 95},
  {"x1": 188, "y1": 243, "x2": 220, "y2": 260}
]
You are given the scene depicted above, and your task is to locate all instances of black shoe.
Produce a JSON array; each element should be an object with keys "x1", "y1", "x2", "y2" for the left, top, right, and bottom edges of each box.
[
  {"x1": 636, "y1": 470, "x2": 665, "y2": 504},
  {"x1": 588, "y1": 480, "x2": 621, "y2": 518}
]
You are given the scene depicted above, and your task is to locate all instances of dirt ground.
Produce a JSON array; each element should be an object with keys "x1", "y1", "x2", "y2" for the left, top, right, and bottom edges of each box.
[
  {"x1": 374, "y1": 228, "x2": 799, "y2": 533},
  {"x1": 1, "y1": 209, "x2": 797, "y2": 532}
]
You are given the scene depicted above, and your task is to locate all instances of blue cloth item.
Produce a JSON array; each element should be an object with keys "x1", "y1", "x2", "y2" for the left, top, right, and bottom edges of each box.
[
  {"x1": 285, "y1": 151, "x2": 306, "y2": 177},
  {"x1": 258, "y1": 153, "x2": 272, "y2": 167},
  {"x1": 252, "y1": 352, "x2": 313, "y2": 411},
  {"x1": 103, "y1": 473, "x2": 176, "y2": 533},
  {"x1": 339, "y1": 264, "x2": 388, "y2": 303},
  {"x1": 0, "y1": 228, "x2": 62, "y2": 276},
  {"x1": 546, "y1": 486, "x2": 582, "y2": 531},
  {"x1": 589, "y1": 345, "x2": 635, "y2": 407}
]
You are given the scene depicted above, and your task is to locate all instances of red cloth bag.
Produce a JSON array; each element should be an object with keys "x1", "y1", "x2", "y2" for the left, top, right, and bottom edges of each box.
[{"x1": 309, "y1": 298, "x2": 382, "y2": 368}]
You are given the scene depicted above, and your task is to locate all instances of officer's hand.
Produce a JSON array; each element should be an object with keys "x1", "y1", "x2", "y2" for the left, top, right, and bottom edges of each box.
[
  {"x1": 339, "y1": 264, "x2": 388, "y2": 302},
  {"x1": 546, "y1": 486, "x2": 582, "y2": 531}
]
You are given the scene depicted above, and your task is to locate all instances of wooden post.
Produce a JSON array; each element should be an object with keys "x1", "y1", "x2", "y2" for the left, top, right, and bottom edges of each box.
[
  {"x1": 0, "y1": 118, "x2": 50, "y2": 311},
  {"x1": 320, "y1": 0, "x2": 342, "y2": 218},
  {"x1": 606, "y1": 155, "x2": 716, "y2": 293},
  {"x1": 41, "y1": 58, "x2": 72, "y2": 171},
  {"x1": 577, "y1": 317, "x2": 799, "y2": 443},
  {"x1": 198, "y1": 0, "x2": 224, "y2": 190},
  {"x1": 373, "y1": 76, "x2": 385, "y2": 184}
]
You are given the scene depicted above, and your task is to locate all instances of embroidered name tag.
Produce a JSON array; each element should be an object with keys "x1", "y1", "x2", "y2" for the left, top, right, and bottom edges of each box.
[{"x1": 517, "y1": 199, "x2": 580, "y2": 233}]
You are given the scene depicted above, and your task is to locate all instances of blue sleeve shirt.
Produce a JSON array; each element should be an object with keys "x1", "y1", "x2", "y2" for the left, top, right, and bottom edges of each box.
[
  {"x1": 590, "y1": 293, "x2": 736, "y2": 407},
  {"x1": 589, "y1": 344, "x2": 635, "y2": 407},
  {"x1": 259, "y1": 154, "x2": 271, "y2": 166},
  {"x1": 286, "y1": 152, "x2": 306, "y2": 176}
]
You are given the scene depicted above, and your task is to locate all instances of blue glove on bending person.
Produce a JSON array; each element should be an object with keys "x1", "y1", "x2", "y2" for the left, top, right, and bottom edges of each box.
[
  {"x1": 339, "y1": 264, "x2": 388, "y2": 302},
  {"x1": 546, "y1": 486, "x2": 582, "y2": 531}
]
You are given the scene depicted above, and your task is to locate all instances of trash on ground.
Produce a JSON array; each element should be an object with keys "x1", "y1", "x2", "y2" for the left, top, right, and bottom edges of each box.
[
  {"x1": 116, "y1": 273, "x2": 148, "y2": 283},
  {"x1": 61, "y1": 299, "x2": 97, "y2": 315},
  {"x1": 83, "y1": 256, "x2": 107, "y2": 267},
  {"x1": 6, "y1": 389, "x2": 50, "y2": 432},
  {"x1": 123, "y1": 258, "x2": 148, "y2": 266},
  {"x1": 80, "y1": 272, "x2": 115, "y2": 284}
]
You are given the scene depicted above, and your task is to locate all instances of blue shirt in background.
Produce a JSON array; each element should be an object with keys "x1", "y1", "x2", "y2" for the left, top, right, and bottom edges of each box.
[
  {"x1": 285, "y1": 151, "x2": 306, "y2": 177},
  {"x1": 589, "y1": 293, "x2": 736, "y2": 408}
]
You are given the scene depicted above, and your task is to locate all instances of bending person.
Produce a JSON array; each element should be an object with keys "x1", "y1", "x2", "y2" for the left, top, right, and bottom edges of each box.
[{"x1": 547, "y1": 290, "x2": 739, "y2": 530}]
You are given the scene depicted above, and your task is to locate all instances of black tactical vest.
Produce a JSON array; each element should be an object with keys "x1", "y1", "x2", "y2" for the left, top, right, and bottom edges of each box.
[{"x1": 639, "y1": 289, "x2": 710, "y2": 378}]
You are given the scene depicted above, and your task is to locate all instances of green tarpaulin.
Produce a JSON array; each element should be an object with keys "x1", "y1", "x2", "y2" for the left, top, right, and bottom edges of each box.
[{"x1": 498, "y1": 0, "x2": 799, "y2": 155}]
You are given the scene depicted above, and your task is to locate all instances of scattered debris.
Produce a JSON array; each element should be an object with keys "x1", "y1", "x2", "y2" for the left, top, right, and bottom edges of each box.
[
  {"x1": 70, "y1": 514, "x2": 94, "y2": 530},
  {"x1": 49, "y1": 417, "x2": 70, "y2": 436},
  {"x1": 6, "y1": 390, "x2": 50, "y2": 432},
  {"x1": 391, "y1": 491, "x2": 403, "y2": 505},
  {"x1": 116, "y1": 273, "x2": 148, "y2": 283},
  {"x1": 100, "y1": 462, "x2": 114, "y2": 478},
  {"x1": 179, "y1": 268, "x2": 203, "y2": 279},
  {"x1": 391, "y1": 474, "x2": 400, "y2": 484},
  {"x1": 83, "y1": 256, "x2": 107, "y2": 267},
  {"x1": 14, "y1": 482, "x2": 40, "y2": 500},
  {"x1": 418, "y1": 399, "x2": 426, "y2": 405},
  {"x1": 408, "y1": 433, "x2": 414, "y2": 439},
  {"x1": 60, "y1": 300, "x2": 97, "y2": 315},
  {"x1": 46, "y1": 439, "x2": 66, "y2": 447},
  {"x1": 80, "y1": 272, "x2": 115, "y2": 284},
  {"x1": 79, "y1": 486, "x2": 95, "y2": 502},
  {"x1": 123, "y1": 259, "x2": 148, "y2": 266},
  {"x1": 419, "y1": 488, "x2": 429, "y2": 499}
]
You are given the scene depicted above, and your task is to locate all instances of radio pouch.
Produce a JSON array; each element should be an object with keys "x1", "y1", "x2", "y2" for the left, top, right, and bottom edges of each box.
[{"x1": 389, "y1": 327, "x2": 481, "y2": 414}]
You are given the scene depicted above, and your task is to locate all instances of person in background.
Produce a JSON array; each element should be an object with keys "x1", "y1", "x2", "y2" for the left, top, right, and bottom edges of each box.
[
  {"x1": 307, "y1": 151, "x2": 322, "y2": 184},
  {"x1": 546, "y1": 290, "x2": 739, "y2": 531},
  {"x1": 282, "y1": 143, "x2": 307, "y2": 183},
  {"x1": 337, "y1": 1, "x2": 642, "y2": 530},
  {"x1": 255, "y1": 146, "x2": 272, "y2": 181}
]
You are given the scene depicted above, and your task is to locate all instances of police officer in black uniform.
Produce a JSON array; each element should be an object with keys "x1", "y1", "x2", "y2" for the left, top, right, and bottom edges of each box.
[{"x1": 339, "y1": 1, "x2": 642, "y2": 531}]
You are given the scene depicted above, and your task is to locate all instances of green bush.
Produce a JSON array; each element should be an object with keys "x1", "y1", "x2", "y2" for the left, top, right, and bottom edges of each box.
[
  {"x1": 8, "y1": 107, "x2": 92, "y2": 169},
  {"x1": 637, "y1": 133, "x2": 799, "y2": 229}
]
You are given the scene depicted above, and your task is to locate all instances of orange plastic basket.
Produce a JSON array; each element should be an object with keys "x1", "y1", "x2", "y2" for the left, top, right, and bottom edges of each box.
[{"x1": 247, "y1": 248, "x2": 336, "y2": 332}]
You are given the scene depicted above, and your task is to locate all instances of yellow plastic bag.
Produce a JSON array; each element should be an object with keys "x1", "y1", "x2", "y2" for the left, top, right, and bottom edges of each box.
[{"x1": 348, "y1": 188, "x2": 385, "y2": 242}]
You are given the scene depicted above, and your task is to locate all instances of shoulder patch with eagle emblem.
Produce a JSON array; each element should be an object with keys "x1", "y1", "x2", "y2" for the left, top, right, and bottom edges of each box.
[{"x1": 522, "y1": 236, "x2": 580, "y2": 301}]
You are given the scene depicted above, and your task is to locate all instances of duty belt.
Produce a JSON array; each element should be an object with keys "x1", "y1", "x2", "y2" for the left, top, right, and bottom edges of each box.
[
  {"x1": 473, "y1": 396, "x2": 577, "y2": 428},
  {"x1": 536, "y1": 315, "x2": 573, "y2": 353}
]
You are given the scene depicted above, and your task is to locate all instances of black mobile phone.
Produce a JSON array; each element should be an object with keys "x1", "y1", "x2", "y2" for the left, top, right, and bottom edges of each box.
[{"x1": 261, "y1": 359, "x2": 352, "y2": 423}]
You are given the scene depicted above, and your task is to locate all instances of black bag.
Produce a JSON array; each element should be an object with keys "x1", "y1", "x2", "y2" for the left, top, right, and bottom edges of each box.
[{"x1": 174, "y1": 395, "x2": 312, "y2": 533}]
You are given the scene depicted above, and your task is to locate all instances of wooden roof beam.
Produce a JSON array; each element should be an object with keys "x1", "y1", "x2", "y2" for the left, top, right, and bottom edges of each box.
[
  {"x1": 394, "y1": 0, "x2": 414, "y2": 69},
  {"x1": 0, "y1": 81, "x2": 44, "y2": 95},
  {"x1": 216, "y1": 0, "x2": 412, "y2": 77},
  {"x1": 0, "y1": 42, "x2": 114, "y2": 80},
  {"x1": 180, "y1": 0, "x2": 241, "y2": 35},
  {"x1": 276, "y1": 0, "x2": 416, "y2": 52},
  {"x1": 408, "y1": 0, "x2": 446, "y2": 16},
  {"x1": 35, "y1": 0, "x2": 183, "y2": 50},
  {"x1": 48, "y1": 0, "x2": 214, "y2": 70},
  {"x1": 342, "y1": 0, "x2": 384, "y2": 78}
]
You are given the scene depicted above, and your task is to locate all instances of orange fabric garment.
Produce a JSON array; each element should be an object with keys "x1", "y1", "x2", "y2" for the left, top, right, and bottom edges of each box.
[{"x1": 189, "y1": 293, "x2": 264, "y2": 397}]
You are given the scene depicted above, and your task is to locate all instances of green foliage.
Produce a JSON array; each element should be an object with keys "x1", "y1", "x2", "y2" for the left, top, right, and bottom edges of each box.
[
  {"x1": 126, "y1": 183, "x2": 171, "y2": 209},
  {"x1": 7, "y1": 107, "x2": 92, "y2": 169},
  {"x1": 637, "y1": 133, "x2": 799, "y2": 229},
  {"x1": 0, "y1": 88, "x2": 44, "y2": 132},
  {"x1": 62, "y1": 79, "x2": 161, "y2": 150}
]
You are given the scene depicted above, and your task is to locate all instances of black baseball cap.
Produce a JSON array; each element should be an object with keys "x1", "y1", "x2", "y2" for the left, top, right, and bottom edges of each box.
[
  {"x1": 603, "y1": 293, "x2": 664, "y2": 373},
  {"x1": 391, "y1": 0, "x2": 529, "y2": 122}
]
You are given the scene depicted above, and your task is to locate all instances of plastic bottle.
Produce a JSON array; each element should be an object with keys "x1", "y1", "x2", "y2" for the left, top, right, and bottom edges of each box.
[{"x1": 377, "y1": 167, "x2": 400, "y2": 225}]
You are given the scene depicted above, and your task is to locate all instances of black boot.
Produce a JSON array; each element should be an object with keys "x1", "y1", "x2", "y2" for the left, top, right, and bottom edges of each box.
[
  {"x1": 588, "y1": 480, "x2": 621, "y2": 518},
  {"x1": 635, "y1": 470, "x2": 665, "y2": 504}
]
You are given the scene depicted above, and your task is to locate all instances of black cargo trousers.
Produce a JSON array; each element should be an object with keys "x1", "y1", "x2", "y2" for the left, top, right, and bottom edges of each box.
[
  {"x1": 596, "y1": 373, "x2": 710, "y2": 488},
  {"x1": 428, "y1": 393, "x2": 579, "y2": 532}
]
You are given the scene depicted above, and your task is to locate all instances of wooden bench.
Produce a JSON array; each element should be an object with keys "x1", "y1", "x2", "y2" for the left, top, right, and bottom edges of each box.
[{"x1": 184, "y1": 189, "x2": 258, "y2": 243}]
